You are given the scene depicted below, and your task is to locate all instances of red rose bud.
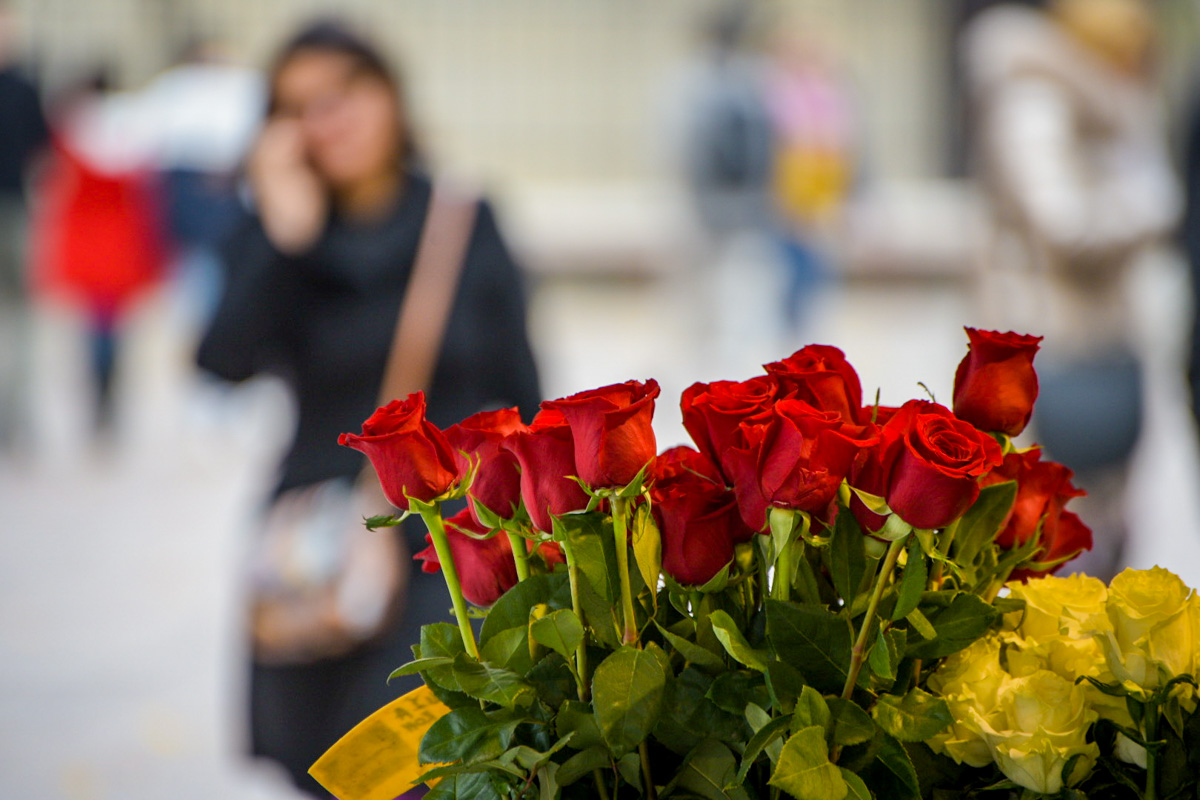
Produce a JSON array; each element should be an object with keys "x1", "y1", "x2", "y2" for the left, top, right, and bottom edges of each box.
[
  {"x1": 765, "y1": 344, "x2": 864, "y2": 423},
  {"x1": 680, "y1": 376, "x2": 778, "y2": 475},
  {"x1": 982, "y1": 448, "x2": 1091, "y2": 579},
  {"x1": 445, "y1": 407, "x2": 528, "y2": 525},
  {"x1": 653, "y1": 470, "x2": 752, "y2": 586},
  {"x1": 338, "y1": 392, "x2": 459, "y2": 510},
  {"x1": 650, "y1": 445, "x2": 725, "y2": 491},
  {"x1": 414, "y1": 508, "x2": 517, "y2": 607},
  {"x1": 500, "y1": 408, "x2": 590, "y2": 533},
  {"x1": 759, "y1": 399, "x2": 878, "y2": 513},
  {"x1": 725, "y1": 401, "x2": 877, "y2": 531},
  {"x1": 543, "y1": 379, "x2": 661, "y2": 489},
  {"x1": 952, "y1": 328, "x2": 1043, "y2": 437},
  {"x1": 851, "y1": 400, "x2": 1003, "y2": 531}
]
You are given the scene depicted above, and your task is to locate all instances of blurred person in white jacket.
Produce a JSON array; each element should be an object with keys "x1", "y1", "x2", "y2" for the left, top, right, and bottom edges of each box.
[{"x1": 963, "y1": 0, "x2": 1180, "y2": 579}]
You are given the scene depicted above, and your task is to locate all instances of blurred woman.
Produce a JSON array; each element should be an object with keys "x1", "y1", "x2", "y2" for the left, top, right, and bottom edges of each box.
[
  {"x1": 964, "y1": 0, "x2": 1179, "y2": 579},
  {"x1": 197, "y1": 20, "x2": 540, "y2": 795}
]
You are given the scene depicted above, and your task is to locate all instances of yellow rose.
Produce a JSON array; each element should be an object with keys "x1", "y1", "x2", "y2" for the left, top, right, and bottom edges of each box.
[
  {"x1": 927, "y1": 635, "x2": 1008, "y2": 768},
  {"x1": 1008, "y1": 574, "x2": 1109, "y2": 642},
  {"x1": 1104, "y1": 567, "x2": 1195, "y2": 688},
  {"x1": 975, "y1": 670, "x2": 1099, "y2": 795}
]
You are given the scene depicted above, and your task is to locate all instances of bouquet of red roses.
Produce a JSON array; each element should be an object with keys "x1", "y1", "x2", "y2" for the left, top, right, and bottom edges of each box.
[{"x1": 321, "y1": 328, "x2": 1198, "y2": 800}]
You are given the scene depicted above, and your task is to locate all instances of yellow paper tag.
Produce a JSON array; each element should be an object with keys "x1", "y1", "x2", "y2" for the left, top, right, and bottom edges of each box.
[{"x1": 309, "y1": 684, "x2": 451, "y2": 800}]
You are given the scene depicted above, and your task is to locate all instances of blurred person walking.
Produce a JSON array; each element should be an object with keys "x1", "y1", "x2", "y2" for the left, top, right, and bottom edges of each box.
[
  {"x1": 29, "y1": 67, "x2": 167, "y2": 439},
  {"x1": 964, "y1": 0, "x2": 1180, "y2": 580},
  {"x1": 677, "y1": 3, "x2": 781, "y2": 373},
  {"x1": 0, "y1": 2, "x2": 48, "y2": 451},
  {"x1": 765, "y1": 33, "x2": 857, "y2": 329},
  {"x1": 196, "y1": 20, "x2": 540, "y2": 796}
]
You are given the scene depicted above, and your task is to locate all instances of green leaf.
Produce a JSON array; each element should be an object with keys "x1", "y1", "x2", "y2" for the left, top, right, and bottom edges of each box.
[
  {"x1": 591, "y1": 644, "x2": 669, "y2": 757},
  {"x1": 529, "y1": 608, "x2": 583, "y2": 663},
  {"x1": 827, "y1": 698, "x2": 875, "y2": 746},
  {"x1": 632, "y1": 503, "x2": 662, "y2": 605},
  {"x1": 364, "y1": 512, "x2": 405, "y2": 530},
  {"x1": 839, "y1": 768, "x2": 872, "y2": 800},
  {"x1": 419, "y1": 707, "x2": 521, "y2": 765},
  {"x1": 905, "y1": 608, "x2": 936, "y2": 641},
  {"x1": 654, "y1": 666, "x2": 743, "y2": 755},
  {"x1": 793, "y1": 686, "x2": 831, "y2": 732},
  {"x1": 555, "y1": 745, "x2": 610, "y2": 787},
  {"x1": 766, "y1": 600, "x2": 854, "y2": 695},
  {"x1": 709, "y1": 609, "x2": 769, "y2": 671},
  {"x1": 388, "y1": 657, "x2": 455, "y2": 683},
  {"x1": 952, "y1": 481, "x2": 1017, "y2": 566},
  {"x1": 769, "y1": 726, "x2": 848, "y2": 800},
  {"x1": 480, "y1": 573, "x2": 571, "y2": 645},
  {"x1": 676, "y1": 739, "x2": 752, "y2": 800},
  {"x1": 867, "y1": 628, "x2": 893, "y2": 683},
  {"x1": 859, "y1": 734, "x2": 919, "y2": 800},
  {"x1": 890, "y1": 537, "x2": 927, "y2": 622},
  {"x1": 871, "y1": 688, "x2": 952, "y2": 742},
  {"x1": 424, "y1": 771, "x2": 503, "y2": 800},
  {"x1": 452, "y1": 654, "x2": 537, "y2": 707},
  {"x1": 905, "y1": 593, "x2": 999, "y2": 660},
  {"x1": 526, "y1": 651, "x2": 577, "y2": 708},
  {"x1": 480, "y1": 626, "x2": 533, "y2": 674},
  {"x1": 707, "y1": 670, "x2": 771, "y2": 716},
  {"x1": 770, "y1": 507, "x2": 800, "y2": 561},
  {"x1": 556, "y1": 700, "x2": 604, "y2": 750},
  {"x1": 765, "y1": 660, "x2": 808, "y2": 714},
  {"x1": 556, "y1": 513, "x2": 620, "y2": 603},
  {"x1": 655, "y1": 621, "x2": 727, "y2": 673},
  {"x1": 828, "y1": 511, "x2": 866, "y2": 605},
  {"x1": 737, "y1": 714, "x2": 793, "y2": 783},
  {"x1": 576, "y1": 572, "x2": 621, "y2": 648},
  {"x1": 420, "y1": 623, "x2": 468, "y2": 691}
]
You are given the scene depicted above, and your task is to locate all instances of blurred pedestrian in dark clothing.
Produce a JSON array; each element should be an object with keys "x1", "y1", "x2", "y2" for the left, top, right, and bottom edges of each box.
[
  {"x1": 965, "y1": 0, "x2": 1179, "y2": 580},
  {"x1": 0, "y1": 3, "x2": 48, "y2": 450},
  {"x1": 1183, "y1": 83, "x2": 1200, "y2": 430},
  {"x1": 196, "y1": 20, "x2": 540, "y2": 796}
]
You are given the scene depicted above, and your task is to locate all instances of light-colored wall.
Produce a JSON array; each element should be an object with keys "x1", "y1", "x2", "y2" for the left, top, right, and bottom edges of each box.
[{"x1": 13, "y1": 0, "x2": 953, "y2": 190}]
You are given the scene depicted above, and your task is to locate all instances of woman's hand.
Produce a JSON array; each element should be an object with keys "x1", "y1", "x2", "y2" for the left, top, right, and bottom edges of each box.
[{"x1": 248, "y1": 119, "x2": 327, "y2": 255}]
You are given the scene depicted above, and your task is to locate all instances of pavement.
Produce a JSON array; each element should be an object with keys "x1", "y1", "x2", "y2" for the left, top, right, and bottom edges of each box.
[{"x1": 2, "y1": 250, "x2": 1199, "y2": 798}]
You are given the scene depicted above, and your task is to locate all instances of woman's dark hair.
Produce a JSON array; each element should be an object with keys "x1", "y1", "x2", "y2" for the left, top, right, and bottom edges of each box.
[{"x1": 266, "y1": 18, "x2": 416, "y2": 162}]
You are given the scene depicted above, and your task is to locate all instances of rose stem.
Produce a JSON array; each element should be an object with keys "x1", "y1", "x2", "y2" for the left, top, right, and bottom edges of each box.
[
  {"x1": 592, "y1": 769, "x2": 611, "y2": 800},
  {"x1": 772, "y1": 538, "x2": 793, "y2": 602},
  {"x1": 612, "y1": 497, "x2": 639, "y2": 646},
  {"x1": 1145, "y1": 700, "x2": 1159, "y2": 800},
  {"x1": 420, "y1": 504, "x2": 481, "y2": 659},
  {"x1": 639, "y1": 740, "x2": 658, "y2": 800},
  {"x1": 506, "y1": 530, "x2": 532, "y2": 582},
  {"x1": 840, "y1": 536, "x2": 905, "y2": 702},
  {"x1": 559, "y1": 533, "x2": 590, "y2": 700},
  {"x1": 929, "y1": 519, "x2": 959, "y2": 589}
]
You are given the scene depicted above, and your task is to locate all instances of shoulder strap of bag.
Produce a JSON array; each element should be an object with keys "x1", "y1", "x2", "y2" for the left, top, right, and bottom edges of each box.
[{"x1": 379, "y1": 182, "x2": 478, "y2": 403}]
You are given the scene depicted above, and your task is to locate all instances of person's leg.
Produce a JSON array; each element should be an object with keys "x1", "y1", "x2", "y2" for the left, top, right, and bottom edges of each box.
[{"x1": 89, "y1": 311, "x2": 119, "y2": 434}]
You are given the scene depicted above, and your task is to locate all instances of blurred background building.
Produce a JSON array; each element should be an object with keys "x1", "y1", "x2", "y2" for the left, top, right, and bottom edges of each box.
[{"x1": 3, "y1": 0, "x2": 1200, "y2": 797}]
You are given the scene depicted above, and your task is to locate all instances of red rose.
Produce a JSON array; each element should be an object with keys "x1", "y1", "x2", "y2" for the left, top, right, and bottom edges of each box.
[
  {"x1": 652, "y1": 468, "x2": 752, "y2": 586},
  {"x1": 445, "y1": 407, "x2": 527, "y2": 525},
  {"x1": 952, "y1": 328, "x2": 1043, "y2": 437},
  {"x1": 851, "y1": 400, "x2": 1004, "y2": 531},
  {"x1": 680, "y1": 376, "x2": 778, "y2": 476},
  {"x1": 414, "y1": 508, "x2": 517, "y2": 607},
  {"x1": 765, "y1": 345, "x2": 864, "y2": 423},
  {"x1": 981, "y1": 448, "x2": 1091, "y2": 579},
  {"x1": 724, "y1": 400, "x2": 877, "y2": 531},
  {"x1": 500, "y1": 408, "x2": 590, "y2": 533},
  {"x1": 543, "y1": 379, "x2": 661, "y2": 489},
  {"x1": 650, "y1": 445, "x2": 725, "y2": 490},
  {"x1": 338, "y1": 392, "x2": 459, "y2": 511}
]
